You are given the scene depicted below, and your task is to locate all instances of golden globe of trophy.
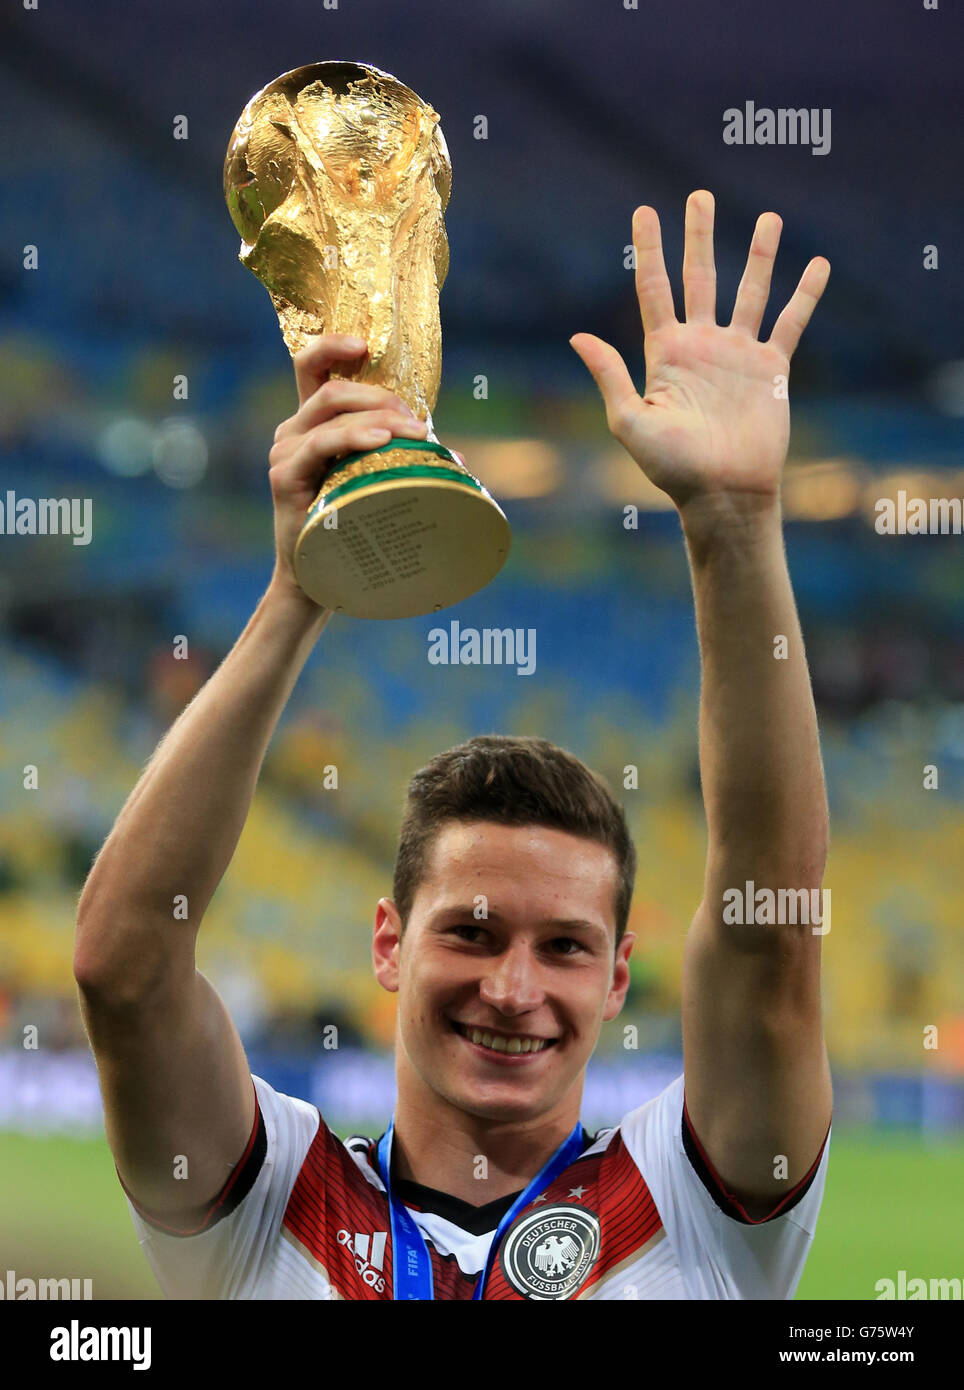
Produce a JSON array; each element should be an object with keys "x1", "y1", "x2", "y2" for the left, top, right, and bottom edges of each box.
[{"x1": 224, "y1": 60, "x2": 511, "y2": 620}]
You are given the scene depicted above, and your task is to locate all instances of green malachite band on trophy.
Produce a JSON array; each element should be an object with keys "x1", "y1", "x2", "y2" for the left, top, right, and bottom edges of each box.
[
  {"x1": 319, "y1": 465, "x2": 485, "y2": 510},
  {"x1": 306, "y1": 438, "x2": 484, "y2": 517}
]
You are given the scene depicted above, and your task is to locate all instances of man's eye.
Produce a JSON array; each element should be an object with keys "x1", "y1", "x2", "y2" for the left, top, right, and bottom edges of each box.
[
  {"x1": 550, "y1": 938, "x2": 583, "y2": 956},
  {"x1": 451, "y1": 924, "x2": 485, "y2": 942}
]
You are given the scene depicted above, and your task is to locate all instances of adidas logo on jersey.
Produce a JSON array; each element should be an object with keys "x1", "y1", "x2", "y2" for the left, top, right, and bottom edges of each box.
[{"x1": 337, "y1": 1229, "x2": 387, "y2": 1294}]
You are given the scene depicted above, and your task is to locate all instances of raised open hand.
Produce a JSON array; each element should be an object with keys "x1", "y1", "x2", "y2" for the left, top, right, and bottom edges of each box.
[{"x1": 570, "y1": 190, "x2": 830, "y2": 509}]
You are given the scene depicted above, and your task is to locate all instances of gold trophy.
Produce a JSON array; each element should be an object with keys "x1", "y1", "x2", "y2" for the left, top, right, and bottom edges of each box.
[{"x1": 224, "y1": 61, "x2": 511, "y2": 620}]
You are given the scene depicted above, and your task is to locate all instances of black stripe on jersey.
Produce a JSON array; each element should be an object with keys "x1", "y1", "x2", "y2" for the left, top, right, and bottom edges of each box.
[
  {"x1": 392, "y1": 1180, "x2": 523, "y2": 1237},
  {"x1": 117, "y1": 1079, "x2": 267, "y2": 1238},
  {"x1": 368, "y1": 1126, "x2": 595, "y2": 1236},
  {"x1": 681, "y1": 1098, "x2": 830, "y2": 1225}
]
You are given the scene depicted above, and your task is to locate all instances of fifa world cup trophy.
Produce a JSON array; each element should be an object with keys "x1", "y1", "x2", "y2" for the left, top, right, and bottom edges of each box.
[{"x1": 224, "y1": 61, "x2": 511, "y2": 619}]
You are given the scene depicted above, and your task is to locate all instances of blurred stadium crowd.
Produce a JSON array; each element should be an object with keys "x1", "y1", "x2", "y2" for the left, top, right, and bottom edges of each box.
[
  {"x1": 1, "y1": 6, "x2": 963, "y2": 1138},
  {"x1": 1, "y1": 332, "x2": 962, "y2": 1091}
]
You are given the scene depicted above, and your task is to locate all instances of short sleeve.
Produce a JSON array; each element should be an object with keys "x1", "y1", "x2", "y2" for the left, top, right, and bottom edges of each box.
[
  {"x1": 619, "y1": 1074, "x2": 830, "y2": 1300},
  {"x1": 121, "y1": 1073, "x2": 319, "y2": 1299}
]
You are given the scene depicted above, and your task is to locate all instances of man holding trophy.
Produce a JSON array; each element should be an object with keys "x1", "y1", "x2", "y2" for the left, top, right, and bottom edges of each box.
[{"x1": 74, "y1": 63, "x2": 832, "y2": 1299}]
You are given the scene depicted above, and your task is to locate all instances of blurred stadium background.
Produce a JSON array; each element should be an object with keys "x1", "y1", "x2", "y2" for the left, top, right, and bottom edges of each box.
[{"x1": 1, "y1": 1, "x2": 962, "y2": 1299}]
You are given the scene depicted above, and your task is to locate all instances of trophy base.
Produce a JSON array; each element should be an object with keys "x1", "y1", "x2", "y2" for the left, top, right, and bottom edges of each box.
[{"x1": 293, "y1": 438, "x2": 511, "y2": 620}]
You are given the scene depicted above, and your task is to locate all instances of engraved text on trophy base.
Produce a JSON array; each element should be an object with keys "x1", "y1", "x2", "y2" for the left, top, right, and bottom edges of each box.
[{"x1": 336, "y1": 497, "x2": 439, "y2": 593}]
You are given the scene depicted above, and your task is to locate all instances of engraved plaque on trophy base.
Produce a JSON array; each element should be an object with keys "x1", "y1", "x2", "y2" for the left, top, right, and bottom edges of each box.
[{"x1": 295, "y1": 438, "x2": 511, "y2": 619}]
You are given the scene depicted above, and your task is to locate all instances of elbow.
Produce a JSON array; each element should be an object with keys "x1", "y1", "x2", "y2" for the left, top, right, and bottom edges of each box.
[
  {"x1": 710, "y1": 832, "x2": 830, "y2": 894},
  {"x1": 73, "y1": 911, "x2": 167, "y2": 1012},
  {"x1": 802, "y1": 816, "x2": 830, "y2": 887},
  {"x1": 73, "y1": 912, "x2": 101, "y2": 994},
  {"x1": 73, "y1": 899, "x2": 116, "y2": 995},
  {"x1": 72, "y1": 938, "x2": 124, "y2": 1007}
]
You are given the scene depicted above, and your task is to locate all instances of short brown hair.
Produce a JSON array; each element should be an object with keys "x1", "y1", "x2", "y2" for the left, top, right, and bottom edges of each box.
[{"x1": 392, "y1": 734, "x2": 636, "y2": 948}]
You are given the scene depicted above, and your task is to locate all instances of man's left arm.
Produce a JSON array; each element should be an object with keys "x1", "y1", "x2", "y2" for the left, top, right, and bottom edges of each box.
[
  {"x1": 677, "y1": 488, "x2": 831, "y2": 1218},
  {"x1": 571, "y1": 189, "x2": 832, "y2": 1217}
]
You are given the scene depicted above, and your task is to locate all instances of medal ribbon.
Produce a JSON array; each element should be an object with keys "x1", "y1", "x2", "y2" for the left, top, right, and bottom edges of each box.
[{"x1": 375, "y1": 1119, "x2": 585, "y2": 1301}]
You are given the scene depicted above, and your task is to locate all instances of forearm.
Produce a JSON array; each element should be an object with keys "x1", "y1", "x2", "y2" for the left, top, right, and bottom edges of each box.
[
  {"x1": 680, "y1": 491, "x2": 828, "y2": 892},
  {"x1": 75, "y1": 575, "x2": 332, "y2": 995}
]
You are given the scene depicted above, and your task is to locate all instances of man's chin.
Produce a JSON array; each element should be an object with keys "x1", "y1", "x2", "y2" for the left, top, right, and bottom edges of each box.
[
  {"x1": 439, "y1": 1074, "x2": 565, "y2": 1125},
  {"x1": 450, "y1": 1092, "x2": 547, "y2": 1124}
]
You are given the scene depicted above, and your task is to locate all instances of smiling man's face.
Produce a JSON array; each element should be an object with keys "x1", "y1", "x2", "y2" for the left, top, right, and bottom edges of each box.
[{"x1": 373, "y1": 820, "x2": 635, "y2": 1126}]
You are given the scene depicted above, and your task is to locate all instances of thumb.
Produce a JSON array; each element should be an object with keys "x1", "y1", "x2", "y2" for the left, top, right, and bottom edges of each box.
[{"x1": 568, "y1": 333, "x2": 638, "y2": 432}]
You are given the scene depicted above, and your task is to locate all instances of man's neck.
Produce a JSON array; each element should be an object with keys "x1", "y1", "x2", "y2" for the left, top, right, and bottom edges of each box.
[{"x1": 390, "y1": 1076, "x2": 583, "y2": 1206}]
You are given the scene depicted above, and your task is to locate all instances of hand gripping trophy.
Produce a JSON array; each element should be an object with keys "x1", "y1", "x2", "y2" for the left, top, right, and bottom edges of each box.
[{"x1": 224, "y1": 61, "x2": 511, "y2": 620}]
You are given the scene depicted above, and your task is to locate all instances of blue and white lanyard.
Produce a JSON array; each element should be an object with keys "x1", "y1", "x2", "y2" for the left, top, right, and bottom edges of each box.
[{"x1": 375, "y1": 1118, "x2": 585, "y2": 1300}]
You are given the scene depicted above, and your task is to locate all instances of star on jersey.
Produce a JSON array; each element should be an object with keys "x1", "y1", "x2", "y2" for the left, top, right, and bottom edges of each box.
[{"x1": 120, "y1": 1072, "x2": 829, "y2": 1299}]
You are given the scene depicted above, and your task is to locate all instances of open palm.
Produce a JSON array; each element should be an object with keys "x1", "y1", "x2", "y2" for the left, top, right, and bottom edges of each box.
[{"x1": 570, "y1": 190, "x2": 830, "y2": 508}]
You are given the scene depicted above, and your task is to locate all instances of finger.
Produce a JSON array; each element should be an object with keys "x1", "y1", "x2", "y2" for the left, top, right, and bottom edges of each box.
[
  {"x1": 272, "y1": 409, "x2": 428, "y2": 481},
  {"x1": 730, "y1": 212, "x2": 782, "y2": 338},
  {"x1": 301, "y1": 418, "x2": 393, "y2": 470},
  {"x1": 569, "y1": 333, "x2": 639, "y2": 436},
  {"x1": 767, "y1": 257, "x2": 831, "y2": 360},
  {"x1": 632, "y1": 205, "x2": 676, "y2": 334},
  {"x1": 270, "y1": 420, "x2": 392, "y2": 496},
  {"x1": 292, "y1": 334, "x2": 369, "y2": 408},
  {"x1": 275, "y1": 379, "x2": 417, "y2": 443},
  {"x1": 682, "y1": 189, "x2": 716, "y2": 324}
]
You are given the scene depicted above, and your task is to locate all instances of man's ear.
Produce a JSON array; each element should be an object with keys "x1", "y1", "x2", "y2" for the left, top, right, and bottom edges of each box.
[
  {"x1": 603, "y1": 932, "x2": 636, "y2": 1022},
  {"x1": 372, "y1": 897, "x2": 404, "y2": 993}
]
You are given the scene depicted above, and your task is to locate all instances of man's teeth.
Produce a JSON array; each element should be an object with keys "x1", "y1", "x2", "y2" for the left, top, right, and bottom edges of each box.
[{"x1": 466, "y1": 1027, "x2": 549, "y2": 1054}]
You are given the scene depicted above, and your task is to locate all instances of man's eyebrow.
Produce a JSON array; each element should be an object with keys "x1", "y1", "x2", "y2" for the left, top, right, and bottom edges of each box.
[{"x1": 433, "y1": 905, "x2": 609, "y2": 941}]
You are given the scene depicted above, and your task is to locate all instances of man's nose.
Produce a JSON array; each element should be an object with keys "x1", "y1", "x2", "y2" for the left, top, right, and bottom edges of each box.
[{"x1": 478, "y1": 944, "x2": 544, "y2": 1014}]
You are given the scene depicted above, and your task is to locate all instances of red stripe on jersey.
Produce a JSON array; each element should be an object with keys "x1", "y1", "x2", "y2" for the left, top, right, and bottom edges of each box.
[
  {"x1": 283, "y1": 1120, "x2": 480, "y2": 1299},
  {"x1": 283, "y1": 1122, "x2": 667, "y2": 1300},
  {"x1": 482, "y1": 1130, "x2": 663, "y2": 1300},
  {"x1": 283, "y1": 1119, "x2": 393, "y2": 1298}
]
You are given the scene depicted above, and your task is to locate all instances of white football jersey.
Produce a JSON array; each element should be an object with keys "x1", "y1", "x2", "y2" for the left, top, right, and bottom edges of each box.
[{"x1": 120, "y1": 1072, "x2": 829, "y2": 1300}]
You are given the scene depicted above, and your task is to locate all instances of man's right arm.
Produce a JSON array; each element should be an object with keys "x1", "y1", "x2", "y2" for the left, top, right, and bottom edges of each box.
[
  {"x1": 74, "y1": 333, "x2": 428, "y2": 1222},
  {"x1": 75, "y1": 577, "x2": 332, "y2": 1220}
]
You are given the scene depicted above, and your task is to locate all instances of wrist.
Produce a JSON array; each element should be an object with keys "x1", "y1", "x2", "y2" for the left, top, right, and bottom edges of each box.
[
  {"x1": 264, "y1": 567, "x2": 334, "y2": 635},
  {"x1": 677, "y1": 488, "x2": 783, "y2": 556}
]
